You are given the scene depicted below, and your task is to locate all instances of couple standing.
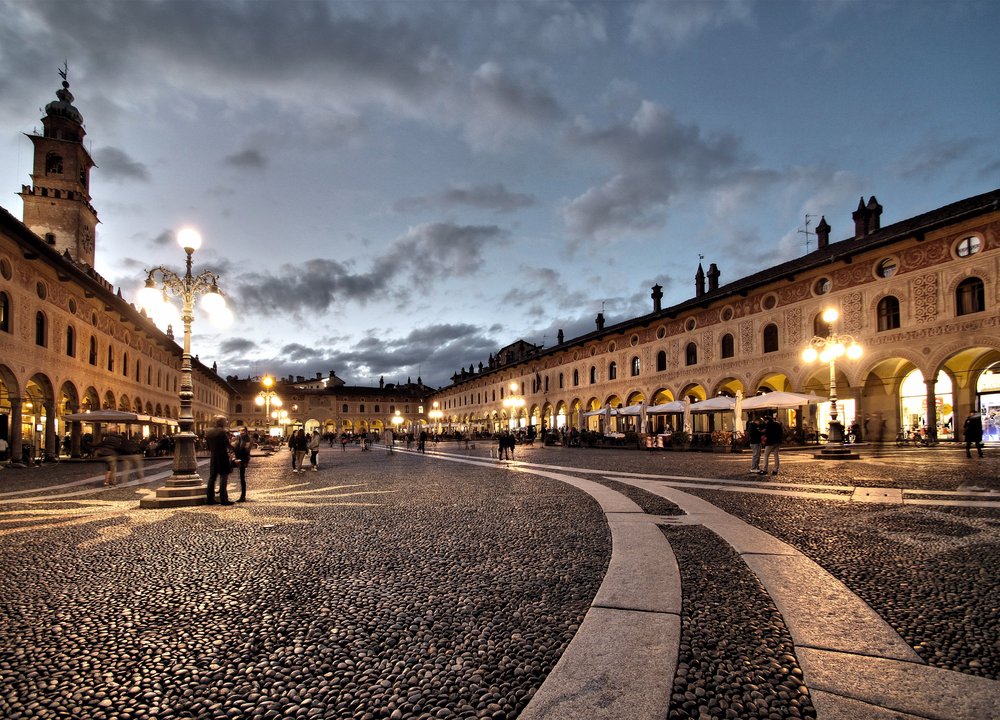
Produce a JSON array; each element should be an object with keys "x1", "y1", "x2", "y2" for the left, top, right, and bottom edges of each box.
[
  {"x1": 748, "y1": 415, "x2": 783, "y2": 475},
  {"x1": 206, "y1": 417, "x2": 251, "y2": 504}
]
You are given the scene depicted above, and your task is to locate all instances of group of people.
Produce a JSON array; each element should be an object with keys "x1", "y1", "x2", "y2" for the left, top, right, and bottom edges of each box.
[
  {"x1": 205, "y1": 419, "x2": 253, "y2": 505},
  {"x1": 286, "y1": 428, "x2": 322, "y2": 472}
]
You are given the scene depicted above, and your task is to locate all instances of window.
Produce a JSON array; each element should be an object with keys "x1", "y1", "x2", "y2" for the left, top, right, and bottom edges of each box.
[
  {"x1": 685, "y1": 342, "x2": 697, "y2": 366},
  {"x1": 656, "y1": 350, "x2": 667, "y2": 372},
  {"x1": 877, "y1": 296, "x2": 900, "y2": 331},
  {"x1": 359, "y1": 404, "x2": 365, "y2": 413},
  {"x1": 36, "y1": 281, "x2": 47, "y2": 300},
  {"x1": 876, "y1": 258, "x2": 897, "y2": 278},
  {"x1": 342, "y1": 404, "x2": 349, "y2": 413},
  {"x1": 66, "y1": 325, "x2": 76, "y2": 357},
  {"x1": 608, "y1": 362, "x2": 617, "y2": 380},
  {"x1": 123, "y1": 352, "x2": 130, "y2": 377},
  {"x1": 762, "y1": 294, "x2": 777, "y2": 310},
  {"x1": 89, "y1": 337, "x2": 97, "y2": 365},
  {"x1": 631, "y1": 356, "x2": 640, "y2": 376},
  {"x1": 45, "y1": 152, "x2": 63, "y2": 175},
  {"x1": 763, "y1": 324, "x2": 779, "y2": 353},
  {"x1": 573, "y1": 369, "x2": 579, "y2": 386},
  {"x1": 35, "y1": 311, "x2": 47, "y2": 346},
  {"x1": 814, "y1": 278, "x2": 831, "y2": 295},
  {"x1": 956, "y1": 236, "x2": 982, "y2": 258},
  {"x1": 0, "y1": 292, "x2": 9, "y2": 333},
  {"x1": 559, "y1": 372, "x2": 564, "y2": 389},
  {"x1": 814, "y1": 313, "x2": 832, "y2": 338},
  {"x1": 956, "y1": 277, "x2": 985, "y2": 316},
  {"x1": 107, "y1": 346, "x2": 114, "y2": 372},
  {"x1": 544, "y1": 376, "x2": 549, "y2": 392},
  {"x1": 374, "y1": 405, "x2": 380, "y2": 413},
  {"x1": 589, "y1": 366, "x2": 597, "y2": 384},
  {"x1": 721, "y1": 333, "x2": 735, "y2": 359}
]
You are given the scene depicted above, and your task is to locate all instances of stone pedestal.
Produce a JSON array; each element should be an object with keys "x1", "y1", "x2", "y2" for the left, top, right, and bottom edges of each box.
[{"x1": 139, "y1": 474, "x2": 207, "y2": 509}]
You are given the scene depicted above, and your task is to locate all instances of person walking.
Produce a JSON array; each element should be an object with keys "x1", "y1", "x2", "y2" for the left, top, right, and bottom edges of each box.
[
  {"x1": 748, "y1": 417, "x2": 764, "y2": 474},
  {"x1": 964, "y1": 410, "x2": 984, "y2": 458},
  {"x1": 235, "y1": 426, "x2": 252, "y2": 501},
  {"x1": 308, "y1": 429, "x2": 321, "y2": 470},
  {"x1": 418, "y1": 430, "x2": 427, "y2": 453},
  {"x1": 206, "y1": 417, "x2": 234, "y2": 505},
  {"x1": 761, "y1": 415, "x2": 783, "y2": 476},
  {"x1": 290, "y1": 428, "x2": 309, "y2": 473}
]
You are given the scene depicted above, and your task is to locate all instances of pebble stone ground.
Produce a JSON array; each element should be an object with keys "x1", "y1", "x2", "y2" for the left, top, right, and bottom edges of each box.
[{"x1": 0, "y1": 440, "x2": 998, "y2": 719}]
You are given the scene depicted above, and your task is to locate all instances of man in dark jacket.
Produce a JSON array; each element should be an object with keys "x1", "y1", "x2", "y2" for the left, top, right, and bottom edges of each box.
[
  {"x1": 761, "y1": 415, "x2": 784, "y2": 476},
  {"x1": 206, "y1": 416, "x2": 234, "y2": 505},
  {"x1": 964, "y1": 410, "x2": 984, "y2": 458},
  {"x1": 748, "y1": 417, "x2": 764, "y2": 474}
]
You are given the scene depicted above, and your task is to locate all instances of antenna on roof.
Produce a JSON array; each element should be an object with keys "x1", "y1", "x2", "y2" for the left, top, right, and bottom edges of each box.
[{"x1": 798, "y1": 214, "x2": 817, "y2": 253}]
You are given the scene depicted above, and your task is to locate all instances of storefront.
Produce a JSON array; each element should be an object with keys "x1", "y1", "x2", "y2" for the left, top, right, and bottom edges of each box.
[
  {"x1": 899, "y1": 369, "x2": 954, "y2": 440},
  {"x1": 977, "y1": 364, "x2": 1000, "y2": 442}
]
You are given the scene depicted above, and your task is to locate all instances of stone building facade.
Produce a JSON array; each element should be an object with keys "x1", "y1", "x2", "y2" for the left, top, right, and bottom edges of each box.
[
  {"x1": 0, "y1": 77, "x2": 232, "y2": 461},
  {"x1": 430, "y1": 190, "x2": 1000, "y2": 444}
]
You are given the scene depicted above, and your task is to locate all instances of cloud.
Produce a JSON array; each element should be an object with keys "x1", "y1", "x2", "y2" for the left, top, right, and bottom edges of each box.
[
  {"x1": 94, "y1": 146, "x2": 150, "y2": 182},
  {"x1": 223, "y1": 148, "x2": 268, "y2": 169},
  {"x1": 383, "y1": 222, "x2": 507, "y2": 281},
  {"x1": 220, "y1": 338, "x2": 256, "y2": 354},
  {"x1": 627, "y1": 0, "x2": 754, "y2": 51},
  {"x1": 394, "y1": 183, "x2": 535, "y2": 214},
  {"x1": 562, "y1": 100, "x2": 745, "y2": 242}
]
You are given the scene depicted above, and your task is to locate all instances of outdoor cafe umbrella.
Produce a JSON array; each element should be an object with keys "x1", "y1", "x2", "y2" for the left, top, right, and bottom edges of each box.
[
  {"x1": 647, "y1": 400, "x2": 686, "y2": 413},
  {"x1": 740, "y1": 391, "x2": 824, "y2": 410},
  {"x1": 62, "y1": 409, "x2": 152, "y2": 424},
  {"x1": 690, "y1": 395, "x2": 737, "y2": 412}
]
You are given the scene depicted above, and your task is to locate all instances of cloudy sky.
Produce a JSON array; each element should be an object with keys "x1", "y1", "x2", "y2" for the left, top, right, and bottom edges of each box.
[{"x1": 2, "y1": 0, "x2": 998, "y2": 388}]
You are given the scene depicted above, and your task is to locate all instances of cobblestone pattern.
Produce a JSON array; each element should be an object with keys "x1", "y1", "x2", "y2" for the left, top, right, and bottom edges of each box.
[
  {"x1": 0, "y1": 458, "x2": 611, "y2": 720},
  {"x1": 663, "y1": 524, "x2": 816, "y2": 720},
  {"x1": 688, "y1": 490, "x2": 1000, "y2": 680}
]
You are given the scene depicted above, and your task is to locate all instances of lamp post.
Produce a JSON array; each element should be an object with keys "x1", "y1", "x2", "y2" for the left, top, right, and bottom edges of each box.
[
  {"x1": 137, "y1": 228, "x2": 231, "y2": 508},
  {"x1": 428, "y1": 401, "x2": 443, "y2": 436},
  {"x1": 255, "y1": 375, "x2": 282, "y2": 435},
  {"x1": 802, "y1": 307, "x2": 862, "y2": 453},
  {"x1": 502, "y1": 381, "x2": 525, "y2": 432}
]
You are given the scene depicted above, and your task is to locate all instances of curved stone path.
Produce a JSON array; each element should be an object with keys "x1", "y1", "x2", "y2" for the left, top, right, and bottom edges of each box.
[{"x1": 417, "y1": 448, "x2": 1000, "y2": 720}]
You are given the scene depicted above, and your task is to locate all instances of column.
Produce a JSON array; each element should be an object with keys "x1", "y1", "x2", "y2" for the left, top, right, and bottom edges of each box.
[
  {"x1": 925, "y1": 376, "x2": 938, "y2": 442},
  {"x1": 44, "y1": 400, "x2": 57, "y2": 461},
  {"x1": 70, "y1": 405, "x2": 82, "y2": 459},
  {"x1": 9, "y1": 397, "x2": 23, "y2": 464}
]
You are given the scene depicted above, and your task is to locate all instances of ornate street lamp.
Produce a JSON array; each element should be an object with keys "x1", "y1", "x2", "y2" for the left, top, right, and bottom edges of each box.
[
  {"x1": 502, "y1": 381, "x2": 525, "y2": 431},
  {"x1": 255, "y1": 375, "x2": 282, "y2": 434},
  {"x1": 137, "y1": 228, "x2": 231, "y2": 508},
  {"x1": 428, "y1": 401, "x2": 443, "y2": 435},
  {"x1": 802, "y1": 307, "x2": 862, "y2": 446}
]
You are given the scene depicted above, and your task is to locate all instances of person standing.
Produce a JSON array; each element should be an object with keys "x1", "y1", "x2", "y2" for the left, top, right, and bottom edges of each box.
[
  {"x1": 291, "y1": 428, "x2": 309, "y2": 473},
  {"x1": 748, "y1": 417, "x2": 764, "y2": 474},
  {"x1": 761, "y1": 415, "x2": 783, "y2": 476},
  {"x1": 308, "y1": 429, "x2": 321, "y2": 470},
  {"x1": 964, "y1": 410, "x2": 984, "y2": 458},
  {"x1": 418, "y1": 430, "x2": 427, "y2": 453},
  {"x1": 206, "y1": 417, "x2": 234, "y2": 505},
  {"x1": 235, "y1": 426, "x2": 252, "y2": 501}
]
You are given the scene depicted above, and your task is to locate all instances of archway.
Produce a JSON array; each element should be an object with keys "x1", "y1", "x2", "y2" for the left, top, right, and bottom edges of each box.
[{"x1": 899, "y1": 369, "x2": 954, "y2": 440}]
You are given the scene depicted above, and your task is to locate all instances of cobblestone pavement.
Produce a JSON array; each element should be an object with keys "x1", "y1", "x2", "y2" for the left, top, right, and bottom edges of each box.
[{"x1": 0, "y1": 442, "x2": 998, "y2": 719}]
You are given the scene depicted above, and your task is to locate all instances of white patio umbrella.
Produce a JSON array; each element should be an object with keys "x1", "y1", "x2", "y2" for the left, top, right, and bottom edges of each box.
[
  {"x1": 690, "y1": 395, "x2": 737, "y2": 412},
  {"x1": 741, "y1": 391, "x2": 824, "y2": 410},
  {"x1": 734, "y1": 390, "x2": 745, "y2": 433},
  {"x1": 647, "y1": 400, "x2": 686, "y2": 413}
]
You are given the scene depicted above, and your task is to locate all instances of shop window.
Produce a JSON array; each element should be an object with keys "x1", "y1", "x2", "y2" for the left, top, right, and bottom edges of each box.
[
  {"x1": 656, "y1": 350, "x2": 667, "y2": 372},
  {"x1": 877, "y1": 296, "x2": 900, "y2": 331},
  {"x1": 721, "y1": 333, "x2": 735, "y2": 359},
  {"x1": 956, "y1": 277, "x2": 985, "y2": 316},
  {"x1": 685, "y1": 342, "x2": 697, "y2": 366},
  {"x1": 763, "y1": 324, "x2": 779, "y2": 353}
]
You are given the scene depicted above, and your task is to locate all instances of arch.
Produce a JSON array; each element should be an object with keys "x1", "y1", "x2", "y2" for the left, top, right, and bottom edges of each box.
[
  {"x1": 711, "y1": 377, "x2": 745, "y2": 397},
  {"x1": 134, "y1": 397, "x2": 143, "y2": 413},
  {"x1": 678, "y1": 383, "x2": 706, "y2": 402},
  {"x1": 625, "y1": 390, "x2": 646, "y2": 405},
  {"x1": 118, "y1": 394, "x2": 131, "y2": 412},
  {"x1": 650, "y1": 388, "x2": 674, "y2": 404}
]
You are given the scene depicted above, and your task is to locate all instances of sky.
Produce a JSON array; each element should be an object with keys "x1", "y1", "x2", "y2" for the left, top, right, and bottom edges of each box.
[{"x1": 2, "y1": 0, "x2": 998, "y2": 389}]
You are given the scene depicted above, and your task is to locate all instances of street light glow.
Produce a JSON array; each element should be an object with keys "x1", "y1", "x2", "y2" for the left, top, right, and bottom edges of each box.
[
  {"x1": 822, "y1": 307, "x2": 839, "y2": 324},
  {"x1": 177, "y1": 227, "x2": 202, "y2": 252}
]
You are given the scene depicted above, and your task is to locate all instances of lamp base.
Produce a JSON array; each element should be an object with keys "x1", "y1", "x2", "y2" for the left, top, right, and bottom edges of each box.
[{"x1": 139, "y1": 474, "x2": 208, "y2": 509}]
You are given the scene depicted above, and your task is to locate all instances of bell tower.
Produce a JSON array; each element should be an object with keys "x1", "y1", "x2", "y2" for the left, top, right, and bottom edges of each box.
[{"x1": 19, "y1": 66, "x2": 99, "y2": 266}]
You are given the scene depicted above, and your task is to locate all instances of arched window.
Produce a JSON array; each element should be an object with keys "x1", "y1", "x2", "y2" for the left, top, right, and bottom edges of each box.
[
  {"x1": 685, "y1": 342, "x2": 697, "y2": 366},
  {"x1": 45, "y1": 152, "x2": 64, "y2": 174},
  {"x1": 573, "y1": 369, "x2": 579, "y2": 386},
  {"x1": 608, "y1": 361, "x2": 617, "y2": 380},
  {"x1": 359, "y1": 404, "x2": 365, "y2": 413},
  {"x1": 35, "y1": 311, "x2": 47, "y2": 346},
  {"x1": 374, "y1": 405, "x2": 380, "y2": 413},
  {"x1": 721, "y1": 333, "x2": 735, "y2": 359},
  {"x1": 123, "y1": 351, "x2": 130, "y2": 377},
  {"x1": 107, "y1": 346, "x2": 115, "y2": 372},
  {"x1": 89, "y1": 336, "x2": 98, "y2": 365},
  {"x1": 631, "y1": 356, "x2": 640, "y2": 376},
  {"x1": 559, "y1": 372, "x2": 564, "y2": 389},
  {"x1": 956, "y1": 277, "x2": 985, "y2": 316},
  {"x1": 814, "y1": 313, "x2": 832, "y2": 338},
  {"x1": 342, "y1": 404, "x2": 349, "y2": 413},
  {"x1": 66, "y1": 325, "x2": 76, "y2": 356},
  {"x1": 763, "y1": 324, "x2": 779, "y2": 353},
  {"x1": 0, "y1": 292, "x2": 10, "y2": 333},
  {"x1": 544, "y1": 376, "x2": 549, "y2": 392},
  {"x1": 235, "y1": 403, "x2": 243, "y2": 414},
  {"x1": 656, "y1": 350, "x2": 667, "y2": 372},
  {"x1": 877, "y1": 296, "x2": 900, "y2": 331},
  {"x1": 589, "y1": 366, "x2": 597, "y2": 384}
]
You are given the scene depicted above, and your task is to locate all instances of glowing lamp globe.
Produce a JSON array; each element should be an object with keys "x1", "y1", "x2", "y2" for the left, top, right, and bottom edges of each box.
[
  {"x1": 802, "y1": 347, "x2": 818, "y2": 363},
  {"x1": 177, "y1": 228, "x2": 202, "y2": 252}
]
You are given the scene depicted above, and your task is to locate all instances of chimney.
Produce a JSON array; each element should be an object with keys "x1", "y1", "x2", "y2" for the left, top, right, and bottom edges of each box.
[
  {"x1": 852, "y1": 196, "x2": 869, "y2": 239},
  {"x1": 557, "y1": 329, "x2": 564, "y2": 344},
  {"x1": 695, "y1": 263, "x2": 706, "y2": 297},
  {"x1": 866, "y1": 196, "x2": 882, "y2": 231},
  {"x1": 816, "y1": 216, "x2": 831, "y2": 248},
  {"x1": 651, "y1": 284, "x2": 663, "y2": 312},
  {"x1": 707, "y1": 264, "x2": 720, "y2": 292},
  {"x1": 596, "y1": 312, "x2": 605, "y2": 331}
]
